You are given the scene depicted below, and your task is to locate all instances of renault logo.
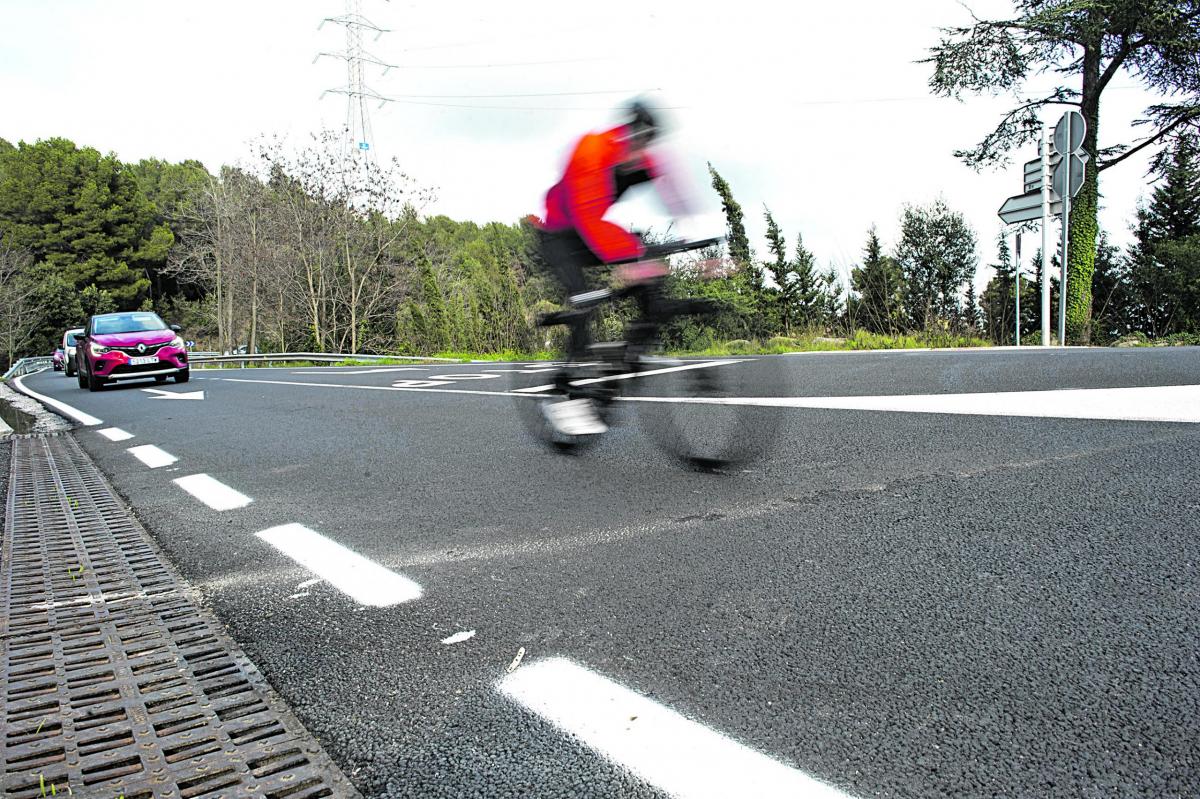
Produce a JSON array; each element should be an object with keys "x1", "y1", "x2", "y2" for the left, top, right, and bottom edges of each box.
[{"x1": 137, "y1": 343, "x2": 146, "y2": 354}]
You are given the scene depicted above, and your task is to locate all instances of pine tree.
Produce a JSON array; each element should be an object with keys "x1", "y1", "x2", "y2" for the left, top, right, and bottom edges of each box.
[
  {"x1": 1090, "y1": 233, "x2": 1130, "y2": 342},
  {"x1": 0, "y1": 138, "x2": 154, "y2": 306},
  {"x1": 707, "y1": 163, "x2": 752, "y2": 267},
  {"x1": 962, "y1": 279, "x2": 981, "y2": 335},
  {"x1": 416, "y1": 256, "x2": 449, "y2": 354},
  {"x1": 1029, "y1": 248, "x2": 1062, "y2": 343},
  {"x1": 791, "y1": 234, "x2": 822, "y2": 330},
  {"x1": 1126, "y1": 138, "x2": 1200, "y2": 335},
  {"x1": 850, "y1": 226, "x2": 903, "y2": 334},
  {"x1": 819, "y1": 267, "x2": 845, "y2": 333},
  {"x1": 981, "y1": 233, "x2": 1015, "y2": 344}
]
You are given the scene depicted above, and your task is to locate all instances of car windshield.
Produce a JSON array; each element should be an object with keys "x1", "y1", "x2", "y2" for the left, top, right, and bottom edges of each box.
[
  {"x1": 92, "y1": 313, "x2": 168, "y2": 335},
  {"x1": 65, "y1": 332, "x2": 79, "y2": 345}
]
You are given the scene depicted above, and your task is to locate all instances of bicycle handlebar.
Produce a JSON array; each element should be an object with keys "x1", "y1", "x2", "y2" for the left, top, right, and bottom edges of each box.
[{"x1": 612, "y1": 236, "x2": 724, "y2": 264}]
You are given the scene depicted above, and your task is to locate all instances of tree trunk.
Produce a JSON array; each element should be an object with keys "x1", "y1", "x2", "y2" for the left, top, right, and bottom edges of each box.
[
  {"x1": 1066, "y1": 32, "x2": 1102, "y2": 345},
  {"x1": 249, "y1": 273, "x2": 259, "y2": 355}
]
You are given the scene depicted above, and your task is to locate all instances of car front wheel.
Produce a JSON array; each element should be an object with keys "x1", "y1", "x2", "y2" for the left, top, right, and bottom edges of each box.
[
  {"x1": 66, "y1": 357, "x2": 75, "y2": 377},
  {"x1": 87, "y1": 369, "x2": 105, "y2": 392},
  {"x1": 174, "y1": 368, "x2": 190, "y2": 384}
]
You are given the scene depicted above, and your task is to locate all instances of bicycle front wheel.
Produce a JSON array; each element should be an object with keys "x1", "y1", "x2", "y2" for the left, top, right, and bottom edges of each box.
[
  {"x1": 509, "y1": 361, "x2": 613, "y2": 454},
  {"x1": 631, "y1": 355, "x2": 784, "y2": 471}
]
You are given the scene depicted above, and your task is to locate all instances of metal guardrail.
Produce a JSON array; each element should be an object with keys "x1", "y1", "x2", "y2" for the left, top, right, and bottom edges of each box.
[
  {"x1": 189, "y1": 351, "x2": 460, "y2": 367},
  {"x1": 2, "y1": 356, "x2": 53, "y2": 381}
]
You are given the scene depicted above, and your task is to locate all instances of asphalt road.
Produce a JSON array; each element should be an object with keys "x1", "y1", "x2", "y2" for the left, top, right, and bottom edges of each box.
[{"x1": 15, "y1": 347, "x2": 1200, "y2": 798}]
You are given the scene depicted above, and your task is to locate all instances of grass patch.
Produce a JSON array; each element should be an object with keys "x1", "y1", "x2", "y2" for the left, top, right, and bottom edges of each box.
[
  {"x1": 194, "y1": 360, "x2": 325, "y2": 370},
  {"x1": 333, "y1": 356, "x2": 458, "y2": 367},
  {"x1": 429, "y1": 349, "x2": 556, "y2": 362},
  {"x1": 671, "y1": 330, "x2": 992, "y2": 356}
]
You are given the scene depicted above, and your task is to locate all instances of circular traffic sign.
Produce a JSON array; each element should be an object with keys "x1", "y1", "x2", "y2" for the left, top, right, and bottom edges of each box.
[
  {"x1": 1053, "y1": 110, "x2": 1086, "y2": 156},
  {"x1": 1053, "y1": 153, "x2": 1087, "y2": 199}
]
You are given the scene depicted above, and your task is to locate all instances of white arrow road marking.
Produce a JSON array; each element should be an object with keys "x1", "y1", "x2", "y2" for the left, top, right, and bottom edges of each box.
[
  {"x1": 255, "y1": 523, "x2": 422, "y2": 607},
  {"x1": 142, "y1": 388, "x2": 205, "y2": 400},
  {"x1": 499, "y1": 657, "x2": 854, "y2": 799},
  {"x1": 623, "y1": 383, "x2": 1200, "y2": 424},
  {"x1": 97, "y1": 428, "x2": 134, "y2": 441},
  {"x1": 127, "y1": 445, "x2": 178, "y2": 469},
  {"x1": 173, "y1": 474, "x2": 253, "y2": 511}
]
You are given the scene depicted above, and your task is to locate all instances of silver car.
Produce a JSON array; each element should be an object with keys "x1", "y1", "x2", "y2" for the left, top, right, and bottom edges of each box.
[{"x1": 62, "y1": 327, "x2": 84, "y2": 377}]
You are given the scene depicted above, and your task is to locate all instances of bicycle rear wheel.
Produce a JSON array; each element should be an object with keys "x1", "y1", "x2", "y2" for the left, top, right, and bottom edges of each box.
[
  {"x1": 509, "y1": 361, "x2": 613, "y2": 454},
  {"x1": 631, "y1": 355, "x2": 785, "y2": 471}
]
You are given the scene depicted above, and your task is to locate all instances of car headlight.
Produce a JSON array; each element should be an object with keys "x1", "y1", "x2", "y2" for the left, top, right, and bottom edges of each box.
[
  {"x1": 89, "y1": 342, "x2": 111, "y2": 355},
  {"x1": 170, "y1": 335, "x2": 185, "y2": 349}
]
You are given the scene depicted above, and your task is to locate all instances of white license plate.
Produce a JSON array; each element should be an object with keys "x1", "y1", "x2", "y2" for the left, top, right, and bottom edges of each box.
[{"x1": 129, "y1": 356, "x2": 159, "y2": 366}]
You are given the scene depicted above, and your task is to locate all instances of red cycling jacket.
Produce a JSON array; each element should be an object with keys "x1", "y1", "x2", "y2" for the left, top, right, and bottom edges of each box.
[{"x1": 542, "y1": 126, "x2": 659, "y2": 263}]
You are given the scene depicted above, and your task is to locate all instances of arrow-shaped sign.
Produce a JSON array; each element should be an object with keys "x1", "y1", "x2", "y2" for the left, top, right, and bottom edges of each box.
[
  {"x1": 141, "y1": 388, "x2": 205, "y2": 400},
  {"x1": 999, "y1": 191, "x2": 1064, "y2": 225}
]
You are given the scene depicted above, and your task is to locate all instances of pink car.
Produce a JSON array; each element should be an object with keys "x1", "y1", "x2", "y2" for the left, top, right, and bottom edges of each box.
[{"x1": 75, "y1": 311, "x2": 189, "y2": 391}]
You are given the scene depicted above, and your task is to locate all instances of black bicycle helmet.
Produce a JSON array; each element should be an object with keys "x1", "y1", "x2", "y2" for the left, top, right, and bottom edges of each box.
[{"x1": 624, "y1": 98, "x2": 660, "y2": 142}]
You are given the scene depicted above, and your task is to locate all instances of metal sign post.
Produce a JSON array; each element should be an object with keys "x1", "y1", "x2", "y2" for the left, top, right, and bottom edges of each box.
[
  {"x1": 998, "y1": 118, "x2": 1086, "y2": 348},
  {"x1": 1041, "y1": 127, "x2": 1052, "y2": 346},
  {"x1": 1059, "y1": 114, "x2": 1071, "y2": 347},
  {"x1": 1015, "y1": 233, "x2": 1022, "y2": 347}
]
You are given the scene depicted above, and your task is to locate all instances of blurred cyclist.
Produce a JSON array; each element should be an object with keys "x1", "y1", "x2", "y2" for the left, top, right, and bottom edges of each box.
[{"x1": 534, "y1": 98, "x2": 696, "y2": 436}]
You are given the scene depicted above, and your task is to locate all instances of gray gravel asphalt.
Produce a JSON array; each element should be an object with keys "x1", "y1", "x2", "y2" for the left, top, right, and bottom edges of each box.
[{"x1": 12, "y1": 347, "x2": 1200, "y2": 798}]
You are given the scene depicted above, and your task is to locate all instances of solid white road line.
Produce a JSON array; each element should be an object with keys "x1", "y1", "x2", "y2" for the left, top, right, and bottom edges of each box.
[
  {"x1": 11, "y1": 373, "x2": 103, "y2": 426},
  {"x1": 512, "y1": 359, "x2": 747, "y2": 394},
  {"x1": 624, "y1": 383, "x2": 1200, "y2": 424},
  {"x1": 173, "y1": 473, "x2": 253, "y2": 511},
  {"x1": 499, "y1": 657, "x2": 853, "y2": 799},
  {"x1": 127, "y1": 444, "x2": 178, "y2": 469},
  {"x1": 215, "y1": 376, "x2": 534, "y2": 399},
  {"x1": 98, "y1": 427, "x2": 134, "y2": 441},
  {"x1": 292, "y1": 366, "x2": 430, "y2": 375},
  {"x1": 210, "y1": 361, "x2": 746, "y2": 399},
  {"x1": 255, "y1": 523, "x2": 422, "y2": 607}
]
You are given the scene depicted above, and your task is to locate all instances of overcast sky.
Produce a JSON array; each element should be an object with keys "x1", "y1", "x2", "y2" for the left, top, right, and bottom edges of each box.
[{"x1": 1, "y1": 0, "x2": 1168, "y2": 290}]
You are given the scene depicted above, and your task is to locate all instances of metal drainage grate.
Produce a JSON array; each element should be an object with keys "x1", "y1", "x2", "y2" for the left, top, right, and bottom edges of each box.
[{"x1": 1, "y1": 435, "x2": 361, "y2": 799}]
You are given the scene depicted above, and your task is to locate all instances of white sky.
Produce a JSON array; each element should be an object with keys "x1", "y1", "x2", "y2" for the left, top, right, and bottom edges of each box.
[{"x1": 0, "y1": 0, "x2": 1168, "y2": 292}]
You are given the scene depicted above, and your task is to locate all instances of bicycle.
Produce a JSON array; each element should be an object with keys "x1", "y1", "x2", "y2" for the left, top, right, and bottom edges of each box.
[{"x1": 510, "y1": 237, "x2": 783, "y2": 471}]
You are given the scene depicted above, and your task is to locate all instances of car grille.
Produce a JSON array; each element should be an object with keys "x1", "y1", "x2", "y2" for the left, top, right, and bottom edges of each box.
[{"x1": 110, "y1": 361, "x2": 174, "y2": 375}]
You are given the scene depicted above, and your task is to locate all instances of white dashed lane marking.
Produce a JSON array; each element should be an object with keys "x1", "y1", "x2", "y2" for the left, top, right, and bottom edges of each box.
[
  {"x1": 255, "y1": 523, "x2": 423, "y2": 607},
  {"x1": 499, "y1": 657, "x2": 854, "y2": 799},
  {"x1": 173, "y1": 474, "x2": 254, "y2": 511},
  {"x1": 127, "y1": 445, "x2": 178, "y2": 469},
  {"x1": 98, "y1": 427, "x2": 134, "y2": 441}
]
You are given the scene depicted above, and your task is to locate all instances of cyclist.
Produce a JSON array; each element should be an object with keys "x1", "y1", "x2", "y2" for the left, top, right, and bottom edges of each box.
[{"x1": 534, "y1": 98, "x2": 696, "y2": 436}]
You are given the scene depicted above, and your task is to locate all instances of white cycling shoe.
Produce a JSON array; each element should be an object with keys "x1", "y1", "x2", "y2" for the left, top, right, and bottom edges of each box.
[{"x1": 543, "y1": 398, "x2": 608, "y2": 436}]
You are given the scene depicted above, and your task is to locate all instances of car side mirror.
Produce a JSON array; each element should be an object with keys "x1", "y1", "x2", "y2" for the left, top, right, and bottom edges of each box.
[
  {"x1": 75, "y1": 333, "x2": 88, "y2": 341},
  {"x1": 170, "y1": 324, "x2": 182, "y2": 333}
]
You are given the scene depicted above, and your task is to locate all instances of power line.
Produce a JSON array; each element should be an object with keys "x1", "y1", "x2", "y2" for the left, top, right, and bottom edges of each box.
[
  {"x1": 382, "y1": 88, "x2": 654, "y2": 99},
  {"x1": 372, "y1": 98, "x2": 686, "y2": 111},
  {"x1": 385, "y1": 56, "x2": 609, "y2": 70}
]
